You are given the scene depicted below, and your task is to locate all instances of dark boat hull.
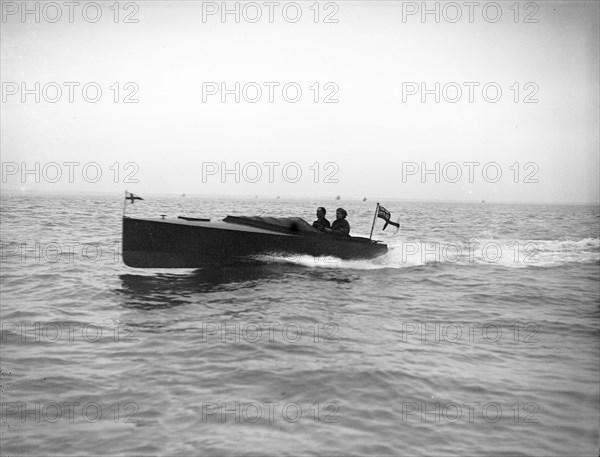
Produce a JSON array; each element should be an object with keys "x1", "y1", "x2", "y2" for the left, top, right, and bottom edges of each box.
[{"x1": 122, "y1": 217, "x2": 387, "y2": 268}]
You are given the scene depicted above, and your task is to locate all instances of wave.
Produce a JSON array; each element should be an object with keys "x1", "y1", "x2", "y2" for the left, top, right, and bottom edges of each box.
[{"x1": 264, "y1": 237, "x2": 600, "y2": 270}]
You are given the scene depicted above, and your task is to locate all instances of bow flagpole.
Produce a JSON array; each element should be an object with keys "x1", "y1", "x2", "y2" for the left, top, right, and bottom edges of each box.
[{"x1": 369, "y1": 203, "x2": 380, "y2": 240}]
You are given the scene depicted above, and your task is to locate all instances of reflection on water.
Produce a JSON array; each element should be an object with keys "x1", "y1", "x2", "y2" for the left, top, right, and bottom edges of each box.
[
  {"x1": 115, "y1": 261, "x2": 293, "y2": 309},
  {"x1": 115, "y1": 255, "x2": 380, "y2": 311}
]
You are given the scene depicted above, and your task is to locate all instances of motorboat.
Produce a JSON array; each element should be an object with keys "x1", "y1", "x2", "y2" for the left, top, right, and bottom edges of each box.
[{"x1": 122, "y1": 215, "x2": 388, "y2": 268}]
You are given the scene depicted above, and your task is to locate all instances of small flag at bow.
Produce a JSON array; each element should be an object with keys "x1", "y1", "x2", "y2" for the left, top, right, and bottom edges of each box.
[
  {"x1": 125, "y1": 191, "x2": 143, "y2": 204},
  {"x1": 377, "y1": 205, "x2": 400, "y2": 230}
]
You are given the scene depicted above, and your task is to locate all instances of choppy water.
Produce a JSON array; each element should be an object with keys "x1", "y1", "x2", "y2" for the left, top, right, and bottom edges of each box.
[{"x1": 1, "y1": 193, "x2": 599, "y2": 456}]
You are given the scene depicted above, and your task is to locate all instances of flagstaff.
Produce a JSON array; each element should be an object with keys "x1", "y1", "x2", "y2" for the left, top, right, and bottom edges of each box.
[{"x1": 369, "y1": 203, "x2": 380, "y2": 240}]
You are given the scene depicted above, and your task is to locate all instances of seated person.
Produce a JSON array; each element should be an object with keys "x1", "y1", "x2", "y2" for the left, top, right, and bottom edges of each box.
[
  {"x1": 312, "y1": 207, "x2": 331, "y2": 230},
  {"x1": 325, "y1": 207, "x2": 350, "y2": 236}
]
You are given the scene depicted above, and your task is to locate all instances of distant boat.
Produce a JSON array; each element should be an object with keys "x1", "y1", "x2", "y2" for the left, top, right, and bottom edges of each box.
[
  {"x1": 481, "y1": 200, "x2": 485, "y2": 203},
  {"x1": 181, "y1": 193, "x2": 186, "y2": 197},
  {"x1": 276, "y1": 195, "x2": 280, "y2": 199},
  {"x1": 335, "y1": 195, "x2": 341, "y2": 200},
  {"x1": 363, "y1": 197, "x2": 367, "y2": 201}
]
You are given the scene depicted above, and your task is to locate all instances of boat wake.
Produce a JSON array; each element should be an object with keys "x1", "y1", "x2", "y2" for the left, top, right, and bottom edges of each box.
[{"x1": 260, "y1": 237, "x2": 600, "y2": 270}]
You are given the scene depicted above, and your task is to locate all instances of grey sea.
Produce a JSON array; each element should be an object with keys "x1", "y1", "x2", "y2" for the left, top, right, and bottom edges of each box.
[{"x1": 1, "y1": 193, "x2": 599, "y2": 456}]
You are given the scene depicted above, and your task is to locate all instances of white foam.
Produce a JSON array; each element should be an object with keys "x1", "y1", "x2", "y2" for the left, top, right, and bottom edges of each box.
[{"x1": 262, "y1": 237, "x2": 599, "y2": 270}]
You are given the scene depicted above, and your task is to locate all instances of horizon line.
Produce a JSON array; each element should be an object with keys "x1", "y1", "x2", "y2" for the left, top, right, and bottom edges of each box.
[{"x1": 1, "y1": 188, "x2": 599, "y2": 206}]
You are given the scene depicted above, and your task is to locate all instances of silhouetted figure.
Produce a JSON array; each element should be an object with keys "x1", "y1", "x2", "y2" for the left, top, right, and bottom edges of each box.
[
  {"x1": 325, "y1": 208, "x2": 350, "y2": 236},
  {"x1": 312, "y1": 207, "x2": 331, "y2": 231}
]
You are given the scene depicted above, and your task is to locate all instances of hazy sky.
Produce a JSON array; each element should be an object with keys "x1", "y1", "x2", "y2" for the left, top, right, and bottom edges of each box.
[{"x1": 1, "y1": 0, "x2": 598, "y2": 203}]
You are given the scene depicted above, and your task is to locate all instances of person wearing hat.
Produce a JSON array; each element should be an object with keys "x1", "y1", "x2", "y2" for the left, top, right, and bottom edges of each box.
[{"x1": 325, "y1": 207, "x2": 350, "y2": 236}]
